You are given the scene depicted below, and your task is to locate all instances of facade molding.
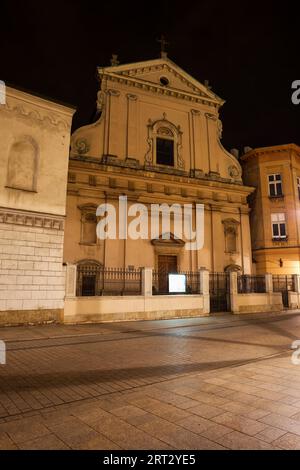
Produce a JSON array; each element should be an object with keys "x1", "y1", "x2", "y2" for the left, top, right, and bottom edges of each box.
[
  {"x1": 102, "y1": 73, "x2": 220, "y2": 108},
  {"x1": 0, "y1": 207, "x2": 64, "y2": 230}
]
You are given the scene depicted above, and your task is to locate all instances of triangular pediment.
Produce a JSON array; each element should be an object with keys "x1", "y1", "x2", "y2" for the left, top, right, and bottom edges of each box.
[
  {"x1": 98, "y1": 58, "x2": 223, "y2": 105},
  {"x1": 151, "y1": 232, "x2": 185, "y2": 246}
]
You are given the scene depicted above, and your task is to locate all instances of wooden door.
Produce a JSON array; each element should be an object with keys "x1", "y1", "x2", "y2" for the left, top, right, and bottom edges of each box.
[{"x1": 158, "y1": 255, "x2": 177, "y2": 293}]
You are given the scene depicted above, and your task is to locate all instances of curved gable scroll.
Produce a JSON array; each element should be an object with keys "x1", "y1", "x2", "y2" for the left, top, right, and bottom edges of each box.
[{"x1": 6, "y1": 136, "x2": 39, "y2": 192}]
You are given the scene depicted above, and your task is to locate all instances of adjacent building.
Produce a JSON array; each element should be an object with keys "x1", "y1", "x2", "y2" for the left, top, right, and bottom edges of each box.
[
  {"x1": 241, "y1": 143, "x2": 300, "y2": 274},
  {"x1": 0, "y1": 86, "x2": 74, "y2": 325}
]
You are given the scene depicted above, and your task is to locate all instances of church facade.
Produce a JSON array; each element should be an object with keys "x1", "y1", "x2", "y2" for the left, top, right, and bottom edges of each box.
[
  {"x1": 0, "y1": 56, "x2": 257, "y2": 325},
  {"x1": 65, "y1": 56, "x2": 254, "y2": 294}
]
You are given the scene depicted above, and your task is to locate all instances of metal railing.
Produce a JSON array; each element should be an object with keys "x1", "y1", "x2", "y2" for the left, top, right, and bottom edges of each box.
[
  {"x1": 237, "y1": 274, "x2": 266, "y2": 293},
  {"x1": 272, "y1": 275, "x2": 295, "y2": 292},
  {"x1": 77, "y1": 265, "x2": 142, "y2": 296},
  {"x1": 152, "y1": 270, "x2": 200, "y2": 295},
  {"x1": 209, "y1": 272, "x2": 229, "y2": 312},
  {"x1": 272, "y1": 275, "x2": 295, "y2": 307}
]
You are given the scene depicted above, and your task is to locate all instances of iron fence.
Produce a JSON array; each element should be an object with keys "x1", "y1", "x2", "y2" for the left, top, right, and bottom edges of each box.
[
  {"x1": 237, "y1": 274, "x2": 266, "y2": 293},
  {"x1": 77, "y1": 265, "x2": 142, "y2": 296},
  {"x1": 152, "y1": 270, "x2": 200, "y2": 295},
  {"x1": 180, "y1": 271, "x2": 200, "y2": 294},
  {"x1": 272, "y1": 275, "x2": 295, "y2": 293},
  {"x1": 272, "y1": 275, "x2": 295, "y2": 307},
  {"x1": 209, "y1": 272, "x2": 229, "y2": 312}
]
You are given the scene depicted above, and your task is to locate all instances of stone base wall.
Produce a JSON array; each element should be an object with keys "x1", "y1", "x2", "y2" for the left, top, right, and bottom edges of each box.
[
  {"x1": 230, "y1": 292, "x2": 283, "y2": 314},
  {"x1": 288, "y1": 292, "x2": 300, "y2": 309},
  {"x1": 0, "y1": 309, "x2": 63, "y2": 327},
  {"x1": 233, "y1": 304, "x2": 283, "y2": 314},
  {"x1": 64, "y1": 308, "x2": 208, "y2": 324},
  {"x1": 0, "y1": 209, "x2": 66, "y2": 325},
  {"x1": 64, "y1": 295, "x2": 207, "y2": 324}
]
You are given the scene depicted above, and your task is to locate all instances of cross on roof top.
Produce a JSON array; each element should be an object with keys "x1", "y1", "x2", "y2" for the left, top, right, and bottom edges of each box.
[
  {"x1": 157, "y1": 34, "x2": 170, "y2": 58},
  {"x1": 110, "y1": 54, "x2": 120, "y2": 66}
]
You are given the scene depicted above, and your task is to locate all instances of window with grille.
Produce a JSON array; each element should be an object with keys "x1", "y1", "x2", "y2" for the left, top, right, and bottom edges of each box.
[
  {"x1": 268, "y1": 174, "x2": 283, "y2": 197},
  {"x1": 271, "y1": 213, "x2": 287, "y2": 240},
  {"x1": 156, "y1": 137, "x2": 174, "y2": 166}
]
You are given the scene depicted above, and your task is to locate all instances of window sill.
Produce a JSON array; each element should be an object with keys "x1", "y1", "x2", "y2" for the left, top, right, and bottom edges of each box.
[
  {"x1": 5, "y1": 185, "x2": 37, "y2": 193},
  {"x1": 155, "y1": 163, "x2": 175, "y2": 169},
  {"x1": 272, "y1": 237, "x2": 288, "y2": 242},
  {"x1": 269, "y1": 195, "x2": 284, "y2": 200}
]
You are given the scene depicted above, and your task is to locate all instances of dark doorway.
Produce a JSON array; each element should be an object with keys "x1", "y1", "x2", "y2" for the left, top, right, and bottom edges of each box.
[
  {"x1": 209, "y1": 272, "x2": 230, "y2": 312},
  {"x1": 158, "y1": 255, "x2": 177, "y2": 293},
  {"x1": 273, "y1": 275, "x2": 294, "y2": 308},
  {"x1": 82, "y1": 275, "x2": 96, "y2": 296}
]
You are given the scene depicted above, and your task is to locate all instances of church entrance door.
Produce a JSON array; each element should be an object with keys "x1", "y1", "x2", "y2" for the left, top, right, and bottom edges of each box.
[{"x1": 158, "y1": 255, "x2": 178, "y2": 293}]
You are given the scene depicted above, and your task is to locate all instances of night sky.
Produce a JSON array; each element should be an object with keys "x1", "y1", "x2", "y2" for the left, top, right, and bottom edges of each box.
[{"x1": 1, "y1": 1, "x2": 299, "y2": 151}]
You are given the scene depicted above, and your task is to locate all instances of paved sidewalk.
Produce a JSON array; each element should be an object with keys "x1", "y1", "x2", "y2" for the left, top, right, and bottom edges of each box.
[{"x1": 1, "y1": 311, "x2": 300, "y2": 449}]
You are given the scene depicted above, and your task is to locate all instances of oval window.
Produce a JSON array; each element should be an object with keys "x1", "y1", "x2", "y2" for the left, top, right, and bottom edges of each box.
[{"x1": 160, "y1": 76, "x2": 169, "y2": 86}]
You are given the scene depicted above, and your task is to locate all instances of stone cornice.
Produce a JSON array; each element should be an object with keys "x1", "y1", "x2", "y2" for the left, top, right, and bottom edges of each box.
[
  {"x1": 241, "y1": 144, "x2": 300, "y2": 162},
  {"x1": 1, "y1": 89, "x2": 73, "y2": 133},
  {"x1": 69, "y1": 155, "x2": 254, "y2": 194},
  {"x1": 0, "y1": 207, "x2": 64, "y2": 230},
  {"x1": 101, "y1": 72, "x2": 220, "y2": 108},
  {"x1": 98, "y1": 57, "x2": 224, "y2": 103}
]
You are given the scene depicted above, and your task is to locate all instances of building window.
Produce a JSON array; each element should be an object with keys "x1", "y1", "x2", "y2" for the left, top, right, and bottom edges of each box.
[
  {"x1": 144, "y1": 115, "x2": 185, "y2": 169},
  {"x1": 297, "y1": 177, "x2": 300, "y2": 200},
  {"x1": 268, "y1": 174, "x2": 283, "y2": 197},
  {"x1": 156, "y1": 137, "x2": 174, "y2": 166},
  {"x1": 271, "y1": 213, "x2": 287, "y2": 240}
]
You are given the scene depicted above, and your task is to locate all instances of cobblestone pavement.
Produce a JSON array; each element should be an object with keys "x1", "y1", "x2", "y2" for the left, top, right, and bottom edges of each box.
[{"x1": 1, "y1": 311, "x2": 300, "y2": 449}]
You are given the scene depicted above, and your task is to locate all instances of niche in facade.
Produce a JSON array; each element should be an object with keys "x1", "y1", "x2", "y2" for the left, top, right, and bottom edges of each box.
[
  {"x1": 222, "y1": 218, "x2": 239, "y2": 254},
  {"x1": 78, "y1": 204, "x2": 98, "y2": 245},
  {"x1": 6, "y1": 136, "x2": 38, "y2": 191}
]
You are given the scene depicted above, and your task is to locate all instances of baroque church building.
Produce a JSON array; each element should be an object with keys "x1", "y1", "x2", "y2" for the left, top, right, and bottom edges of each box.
[
  {"x1": 65, "y1": 56, "x2": 253, "y2": 291},
  {"x1": 0, "y1": 55, "x2": 259, "y2": 325}
]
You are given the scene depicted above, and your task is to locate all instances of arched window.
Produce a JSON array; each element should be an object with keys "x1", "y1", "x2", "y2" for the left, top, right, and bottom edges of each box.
[
  {"x1": 6, "y1": 136, "x2": 38, "y2": 191},
  {"x1": 156, "y1": 127, "x2": 174, "y2": 166},
  {"x1": 145, "y1": 114, "x2": 184, "y2": 169}
]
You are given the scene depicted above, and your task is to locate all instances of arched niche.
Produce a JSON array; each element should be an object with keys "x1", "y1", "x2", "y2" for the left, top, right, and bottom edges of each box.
[
  {"x1": 6, "y1": 136, "x2": 39, "y2": 192},
  {"x1": 222, "y1": 218, "x2": 240, "y2": 254}
]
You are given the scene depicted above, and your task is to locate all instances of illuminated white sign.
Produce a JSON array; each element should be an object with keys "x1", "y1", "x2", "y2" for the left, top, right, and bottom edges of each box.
[{"x1": 168, "y1": 274, "x2": 186, "y2": 293}]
